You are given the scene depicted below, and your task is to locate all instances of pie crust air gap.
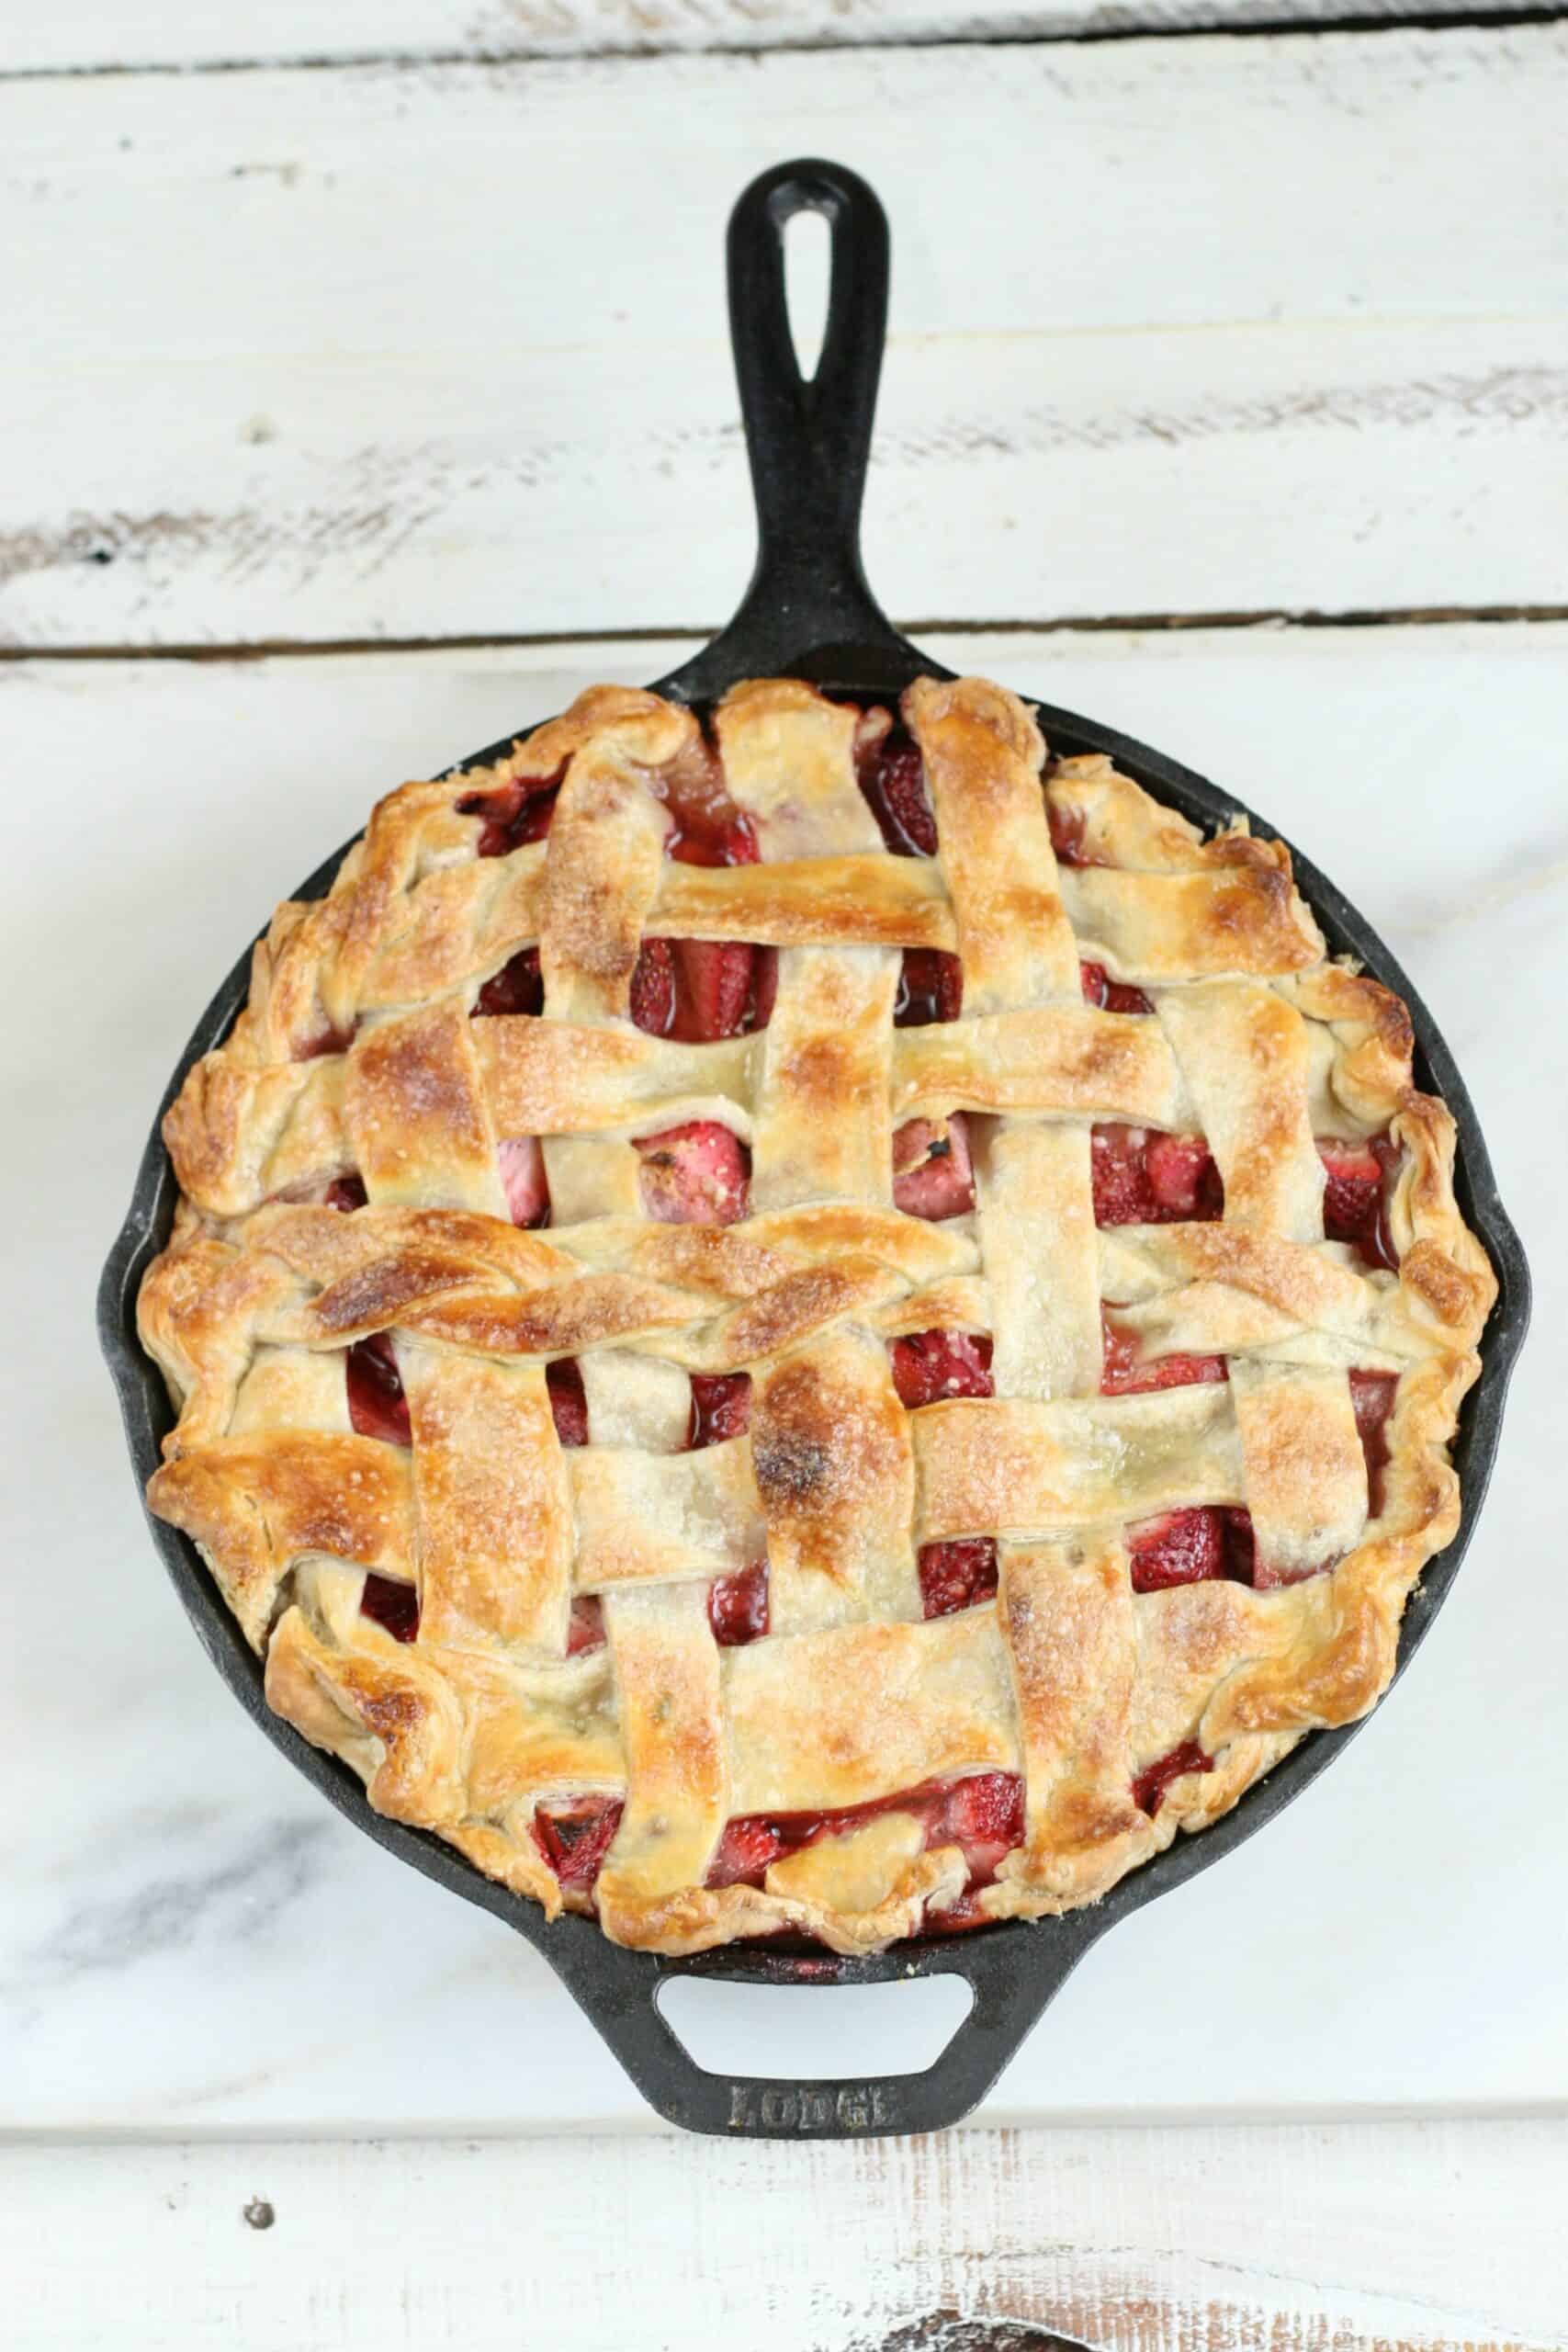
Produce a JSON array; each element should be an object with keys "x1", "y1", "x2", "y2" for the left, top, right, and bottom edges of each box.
[{"x1": 101, "y1": 161, "x2": 1529, "y2": 2139}]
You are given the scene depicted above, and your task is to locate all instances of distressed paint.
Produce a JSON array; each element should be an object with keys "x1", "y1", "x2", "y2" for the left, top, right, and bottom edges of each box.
[{"x1": 3, "y1": 31, "x2": 1566, "y2": 647}]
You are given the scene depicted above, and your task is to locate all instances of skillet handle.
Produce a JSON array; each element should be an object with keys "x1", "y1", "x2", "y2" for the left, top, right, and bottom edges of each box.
[
  {"x1": 548, "y1": 1917, "x2": 1107, "y2": 2140},
  {"x1": 659, "y1": 157, "x2": 919, "y2": 700}
]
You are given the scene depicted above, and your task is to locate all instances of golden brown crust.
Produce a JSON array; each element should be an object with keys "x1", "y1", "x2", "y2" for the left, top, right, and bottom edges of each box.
[{"x1": 140, "y1": 674, "x2": 1498, "y2": 1952}]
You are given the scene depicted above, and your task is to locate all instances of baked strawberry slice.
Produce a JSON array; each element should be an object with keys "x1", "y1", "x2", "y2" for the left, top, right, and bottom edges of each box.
[
  {"x1": 1079, "y1": 958, "x2": 1154, "y2": 1016},
  {"x1": 688, "y1": 1372, "x2": 753, "y2": 1449},
  {"x1": 1320, "y1": 1136, "x2": 1399, "y2": 1270},
  {"x1": 345, "y1": 1333, "x2": 411, "y2": 1446},
  {"x1": 459, "y1": 772, "x2": 562, "y2": 856},
  {"x1": 547, "y1": 1359, "x2": 589, "y2": 1448},
  {"x1": 474, "y1": 946, "x2": 544, "y2": 1018},
  {"x1": 566, "y1": 1593, "x2": 605, "y2": 1655},
  {"x1": 1100, "y1": 1312, "x2": 1227, "y2": 1396},
  {"x1": 918, "y1": 1538, "x2": 999, "y2": 1619},
  {"x1": 893, "y1": 1114, "x2": 976, "y2": 1220},
  {"x1": 359, "y1": 1571, "x2": 420, "y2": 1643},
  {"x1": 937, "y1": 1770, "x2": 1026, "y2": 1883},
  {"x1": 670, "y1": 939, "x2": 756, "y2": 1042},
  {"x1": 1145, "y1": 1131, "x2": 1223, "y2": 1219},
  {"x1": 533, "y1": 1797, "x2": 623, "y2": 1893},
  {"x1": 1046, "y1": 800, "x2": 1098, "y2": 866},
  {"x1": 745, "y1": 945, "x2": 779, "y2": 1035},
  {"x1": 859, "y1": 730, "x2": 937, "y2": 855},
  {"x1": 497, "y1": 1136, "x2": 550, "y2": 1227},
  {"x1": 889, "y1": 1329, "x2": 995, "y2": 1408},
  {"x1": 630, "y1": 937, "x2": 676, "y2": 1037},
  {"x1": 896, "y1": 948, "x2": 963, "y2": 1028},
  {"x1": 636, "y1": 1122, "x2": 750, "y2": 1225},
  {"x1": 1131, "y1": 1739, "x2": 1211, "y2": 1818},
  {"x1": 705, "y1": 1815, "x2": 787, "y2": 1888},
  {"x1": 708, "y1": 1561, "x2": 769, "y2": 1646},
  {"x1": 1126, "y1": 1507, "x2": 1226, "y2": 1591},
  {"x1": 325, "y1": 1173, "x2": 367, "y2": 1213},
  {"x1": 664, "y1": 760, "x2": 760, "y2": 869}
]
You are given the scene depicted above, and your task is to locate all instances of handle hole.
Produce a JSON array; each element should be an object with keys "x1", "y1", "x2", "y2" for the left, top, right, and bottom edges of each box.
[
  {"x1": 657, "y1": 1972, "x2": 973, "y2": 2081},
  {"x1": 784, "y1": 205, "x2": 831, "y2": 384}
]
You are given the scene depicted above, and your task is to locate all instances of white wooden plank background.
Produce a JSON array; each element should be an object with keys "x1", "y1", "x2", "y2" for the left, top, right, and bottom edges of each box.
[
  {"x1": 5, "y1": 2122, "x2": 1563, "y2": 2351},
  {"x1": 5, "y1": 28, "x2": 1566, "y2": 650},
  {"x1": 0, "y1": 0, "x2": 1535, "y2": 76},
  {"x1": 8, "y1": 2, "x2": 1566, "y2": 2340}
]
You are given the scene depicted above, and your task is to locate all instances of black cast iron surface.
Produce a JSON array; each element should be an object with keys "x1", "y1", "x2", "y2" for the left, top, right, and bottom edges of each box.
[{"x1": 100, "y1": 159, "x2": 1530, "y2": 2140}]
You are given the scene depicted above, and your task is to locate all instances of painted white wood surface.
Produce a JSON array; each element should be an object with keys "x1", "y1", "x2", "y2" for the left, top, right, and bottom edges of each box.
[
  {"x1": 4, "y1": 2121, "x2": 1564, "y2": 2350},
  {"x1": 6, "y1": 28, "x2": 1566, "y2": 650},
  {"x1": 0, "y1": 0, "x2": 1532, "y2": 75},
  {"x1": 6, "y1": 625, "x2": 1559, "y2": 2138}
]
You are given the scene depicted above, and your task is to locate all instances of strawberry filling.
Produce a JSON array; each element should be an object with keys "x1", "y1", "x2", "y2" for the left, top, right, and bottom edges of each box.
[
  {"x1": 1092, "y1": 1125, "x2": 1224, "y2": 1226},
  {"x1": 1100, "y1": 1311, "x2": 1227, "y2": 1397},
  {"x1": 474, "y1": 946, "x2": 544, "y2": 1018},
  {"x1": 889, "y1": 1329, "x2": 995, "y2": 1408},
  {"x1": 533, "y1": 1796, "x2": 624, "y2": 1892},
  {"x1": 296, "y1": 1023, "x2": 354, "y2": 1061},
  {"x1": 636, "y1": 1121, "x2": 750, "y2": 1225},
  {"x1": 1079, "y1": 958, "x2": 1154, "y2": 1016},
  {"x1": 1045, "y1": 800, "x2": 1099, "y2": 867},
  {"x1": 546, "y1": 1359, "x2": 589, "y2": 1448},
  {"x1": 858, "y1": 728, "x2": 937, "y2": 856},
  {"x1": 918, "y1": 1538, "x2": 999, "y2": 1620},
  {"x1": 497, "y1": 1135, "x2": 550, "y2": 1227},
  {"x1": 460, "y1": 769, "x2": 564, "y2": 856},
  {"x1": 358, "y1": 1571, "x2": 419, "y2": 1643},
  {"x1": 708, "y1": 1561, "x2": 770, "y2": 1646},
  {"x1": 893, "y1": 1113, "x2": 976, "y2": 1221},
  {"x1": 706, "y1": 1770, "x2": 1025, "y2": 1897},
  {"x1": 688, "y1": 1371, "x2": 752, "y2": 1449},
  {"x1": 896, "y1": 948, "x2": 963, "y2": 1028},
  {"x1": 566, "y1": 1594, "x2": 605, "y2": 1656},
  {"x1": 1319, "y1": 1136, "x2": 1400, "y2": 1271},
  {"x1": 345, "y1": 1333, "x2": 411, "y2": 1446},
  {"x1": 1349, "y1": 1368, "x2": 1398, "y2": 1516},
  {"x1": 1132, "y1": 1739, "x2": 1211, "y2": 1817},
  {"x1": 325, "y1": 1174, "x2": 367, "y2": 1212}
]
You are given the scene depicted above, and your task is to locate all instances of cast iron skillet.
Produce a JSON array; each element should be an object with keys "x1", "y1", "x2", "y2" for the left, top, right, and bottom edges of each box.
[{"x1": 101, "y1": 160, "x2": 1530, "y2": 2140}]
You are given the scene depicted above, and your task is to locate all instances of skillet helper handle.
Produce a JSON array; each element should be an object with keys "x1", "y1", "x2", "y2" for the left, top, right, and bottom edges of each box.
[
  {"x1": 663, "y1": 157, "x2": 915, "y2": 696},
  {"x1": 558, "y1": 1926, "x2": 1103, "y2": 2140}
]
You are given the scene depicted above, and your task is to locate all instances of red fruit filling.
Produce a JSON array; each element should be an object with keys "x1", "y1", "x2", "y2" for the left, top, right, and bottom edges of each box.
[
  {"x1": 1092, "y1": 1125, "x2": 1224, "y2": 1227},
  {"x1": 460, "y1": 769, "x2": 564, "y2": 856},
  {"x1": 662, "y1": 758, "x2": 760, "y2": 871},
  {"x1": 1126, "y1": 1505, "x2": 1256, "y2": 1592},
  {"x1": 547, "y1": 1358, "x2": 589, "y2": 1448},
  {"x1": 630, "y1": 936, "x2": 676, "y2": 1037},
  {"x1": 344, "y1": 1333, "x2": 411, "y2": 1446},
  {"x1": 669, "y1": 938, "x2": 757, "y2": 1043},
  {"x1": 858, "y1": 727, "x2": 937, "y2": 855},
  {"x1": 1046, "y1": 800, "x2": 1098, "y2": 867},
  {"x1": 358, "y1": 1571, "x2": 420, "y2": 1643},
  {"x1": 566, "y1": 1594, "x2": 605, "y2": 1656},
  {"x1": 1349, "y1": 1368, "x2": 1398, "y2": 1516},
  {"x1": 1319, "y1": 1136, "x2": 1400, "y2": 1271},
  {"x1": 893, "y1": 1114, "x2": 976, "y2": 1221},
  {"x1": 1100, "y1": 1311, "x2": 1227, "y2": 1397},
  {"x1": 1132, "y1": 1739, "x2": 1212, "y2": 1818},
  {"x1": 688, "y1": 1372, "x2": 752, "y2": 1450},
  {"x1": 705, "y1": 1770, "x2": 1026, "y2": 1898},
  {"x1": 1079, "y1": 958, "x2": 1154, "y2": 1016},
  {"x1": 325, "y1": 1174, "x2": 367, "y2": 1213},
  {"x1": 296, "y1": 1023, "x2": 354, "y2": 1061},
  {"x1": 918, "y1": 1538, "x2": 999, "y2": 1620},
  {"x1": 636, "y1": 1121, "x2": 750, "y2": 1226},
  {"x1": 532, "y1": 1796, "x2": 624, "y2": 1892},
  {"x1": 497, "y1": 1135, "x2": 550, "y2": 1227},
  {"x1": 896, "y1": 948, "x2": 963, "y2": 1028},
  {"x1": 474, "y1": 946, "x2": 544, "y2": 1018},
  {"x1": 708, "y1": 1561, "x2": 769, "y2": 1646},
  {"x1": 889, "y1": 1329, "x2": 995, "y2": 1408}
]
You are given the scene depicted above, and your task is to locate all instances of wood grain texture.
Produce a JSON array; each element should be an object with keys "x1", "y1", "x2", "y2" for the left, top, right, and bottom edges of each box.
[
  {"x1": 5, "y1": 29, "x2": 1565, "y2": 650},
  {"x1": 2, "y1": 2122, "x2": 1562, "y2": 2350},
  {"x1": 0, "y1": 0, "x2": 1539, "y2": 75}
]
